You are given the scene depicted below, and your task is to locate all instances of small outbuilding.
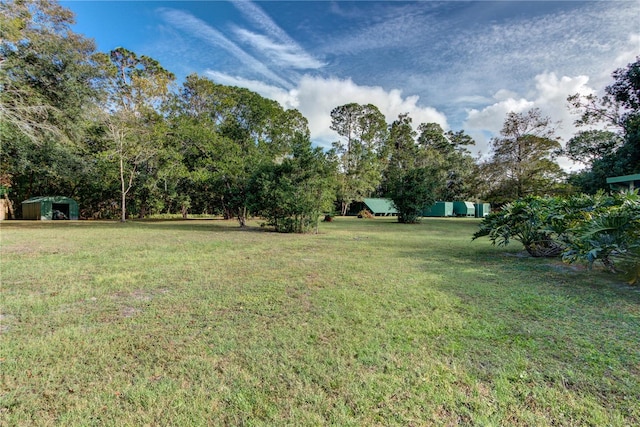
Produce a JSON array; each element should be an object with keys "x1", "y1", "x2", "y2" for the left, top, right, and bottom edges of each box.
[
  {"x1": 22, "y1": 196, "x2": 78, "y2": 220},
  {"x1": 474, "y1": 203, "x2": 491, "y2": 218},
  {"x1": 606, "y1": 174, "x2": 640, "y2": 192},
  {"x1": 453, "y1": 201, "x2": 475, "y2": 217},
  {"x1": 362, "y1": 198, "x2": 397, "y2": 216},
  {"x1": 349, "y1": 198, "x2": 398, "y2": 216},
  {"x1": 422, "y1": 201, "x2": 453, "y2": 217}
]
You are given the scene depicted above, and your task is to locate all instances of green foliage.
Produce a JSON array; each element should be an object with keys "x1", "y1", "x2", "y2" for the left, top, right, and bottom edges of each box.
[
  {"x1": 562, "y1": 191, "x2": 640, "y2": 282},
  {"x1": 472, "y1": 196, "x2": 564, "y2": 257},
  {"x1": 474, "y1": 192, "x2": 640, "y2": 281},
  {"x1": 387, "y1": 166, "x2": 440, "y2": 224},
  {"x1": 169, "y1": 75, "x2": 309, "y2": 225},
  {"x1": 564, "y1": 130, "x2": 623, "y2": 166},
  {"x1": 417, "y1": 123, "x2": 477, "y2": 201},
  {"x1": 0, "y1": 0, "x2": 108, "y2": 213},
  {"x1": 330, "y1": 103, "x2": 387, "y2": 215},
  {"x1": 382, "y1": 114, "x2": 445, "y2": 224},
  {"x1": 0, "y1": 0, "x2": 103, "y2": 143},
  {"x1": 567, "y1": 57, "x2": 640, "y2": 193},
  {"x1": 479, "y1": 109, "x2": 565, "y2": 204},
  {"x1": 248, "y1": 136, "x2": 336, "y2": 233}
]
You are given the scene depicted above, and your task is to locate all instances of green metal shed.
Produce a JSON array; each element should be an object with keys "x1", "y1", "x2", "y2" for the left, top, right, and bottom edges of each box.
[
  {"x1": 362, "y1": 198, "x2": 398, "y2": 216},
  {"x1": 22, "y1": 196, "x2": 78, "y2": 220},
  {"x1": 474, "y1": 203, "x2": 491, "y2": 218},
  {"x1": 606, "y1": 174, "x2": 640, "y2": 191},
  {"x1": 453, "y1": 201, "x2": 475, "y2": 217},
  {"x1": 422, "y1": 201, "x2": 453, "y2": 217}
]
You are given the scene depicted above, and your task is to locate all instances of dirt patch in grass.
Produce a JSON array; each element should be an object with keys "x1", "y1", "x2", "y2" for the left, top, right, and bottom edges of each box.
[
  {"x1": 120, "y1": 306, "x2": 140, "y2": 318},
  {"x1": 0, "y1": 314, "x2": 16, "y2": 334},
  {"x1": 0, "y1": 244, "x2": 72, "y2": 257}
]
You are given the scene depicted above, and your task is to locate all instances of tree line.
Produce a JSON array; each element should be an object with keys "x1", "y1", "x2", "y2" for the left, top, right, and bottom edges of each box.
[{"x1": 1, "y1": 1, "x2": 638, "y2": 231}]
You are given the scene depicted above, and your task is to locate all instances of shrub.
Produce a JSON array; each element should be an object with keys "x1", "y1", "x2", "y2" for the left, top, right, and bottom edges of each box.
[
  {"x1": 472, "y1": 196, "x2": 564, "y2": 257},
  {"x1": 473, "y1": 191, "x2": 640, "y2": 282},
  {"x1": 562, "y1": 191, "x2": 640, "y2": 282},
  {"x1": 386, "y1": 166, "x2": 439, "y2": 224},
  {"x1": 247, "y1": 137, "x2": 336, "y2": 233},
  {"x1": 357, "y1": 209, "x2": 374, "y2": 219}
]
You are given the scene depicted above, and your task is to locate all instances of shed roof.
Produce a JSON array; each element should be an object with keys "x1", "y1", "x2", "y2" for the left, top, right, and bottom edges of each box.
[
  {"x1": 363, "y1": 198, "x2": 397, "y2": 215},
  {"x1": 606, "y1": 174, "x2": 640, "y2": 190},
  {"x1": 22, "y1": 196, "x2": 77, "y2": 204}
]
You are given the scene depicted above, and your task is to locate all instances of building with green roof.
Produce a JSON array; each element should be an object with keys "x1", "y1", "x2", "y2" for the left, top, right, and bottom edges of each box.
[
  {"x1": 606, "y1": 174, "x2": 640, "y2": 192},
  {"x1": 22, "y1": 196, "x2": 78, "y2": 220}
]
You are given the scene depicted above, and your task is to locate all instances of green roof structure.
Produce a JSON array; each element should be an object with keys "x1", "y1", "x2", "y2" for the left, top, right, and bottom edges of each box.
[
  {"x1": 22, "y1": 196, "x2": 78, "y2": 220},
  {"x1": 606, "y1": 174, "x2": 640, "y2": 191},
  {"x1": 362, "y1": 198, "x2": 398, "y2": 216}
]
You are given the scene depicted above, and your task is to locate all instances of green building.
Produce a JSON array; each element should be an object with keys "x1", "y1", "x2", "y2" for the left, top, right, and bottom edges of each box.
[
  {"x1": 606, "y1": 174, "x2": 640, "y2": 192},
  {"x1": 22, "y1": 196, "x2": 79, "y2": 220}
]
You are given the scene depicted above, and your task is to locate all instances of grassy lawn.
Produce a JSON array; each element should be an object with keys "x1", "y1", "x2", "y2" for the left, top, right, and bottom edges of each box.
[{"x1": 1, "y1": 217, "x2": 638, "y2": 426}]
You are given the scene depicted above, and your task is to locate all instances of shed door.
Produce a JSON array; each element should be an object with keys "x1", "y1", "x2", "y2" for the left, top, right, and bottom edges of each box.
[{"x1": 52, "y1": 203, "x2": 69, "y2": 220}]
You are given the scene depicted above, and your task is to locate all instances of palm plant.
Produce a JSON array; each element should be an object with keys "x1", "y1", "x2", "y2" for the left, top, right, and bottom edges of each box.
[
  {"x1": 472, "y1": 196, "x2": 564, "y2": 257},
  {"x1": 563, "y1": 191, "x2": 640, "y2": 282}
]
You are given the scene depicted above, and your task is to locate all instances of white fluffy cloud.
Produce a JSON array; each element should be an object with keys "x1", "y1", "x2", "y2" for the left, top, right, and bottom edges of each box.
[
  {"x1": 464, "y1": 72, "x2": 599, "y2": 169},
  {"x1": 206, "y1": 71, "x2": 448, "y2": 149}
]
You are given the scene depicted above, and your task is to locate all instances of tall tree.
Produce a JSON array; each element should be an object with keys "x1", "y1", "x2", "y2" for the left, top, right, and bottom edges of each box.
[
  {"x1": 416, "y1": 123, "x2": 477, "y2": 201},
  {"x1": 167, "y1": 74, "x2": 308, "y2": 225},
  {"x1": 0, "y1": 0, "x2": 101, "y2": 142},
  {"x1": 0, "y1": 0, "x2": 104, "y2": 212},
  {"x1": 384, "y1": 114, "x2": 443, "y2": 223},
  {"x1": 98, "y1": 47, "x2": 175, "y2": 222},
  {"x1": 216, "y1": 85, "x2": 300, "y2": 226},
  {"x1": 330, "y1": 103, "x2": 387, "y2": 215},
  {"x1": 480, "y1": 108, "x2": 564, "y2": 204},
  {"x1": 564, "y1": 130, "x2": 623, "y2": 166},
  {"x1": 248, "y1": 134, "x2": 336, "y2": 233},
  {"x1": 567, "y1": 57, "x2": 640, "y2": 192}
]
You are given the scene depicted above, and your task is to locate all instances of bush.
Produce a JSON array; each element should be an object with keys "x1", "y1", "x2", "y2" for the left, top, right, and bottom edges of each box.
[
  {"x1": 473, "y1": 191, "x2": 640, "y2": 283},
  {"x1": 562, "y1": 191, "x2": 640, "y2": 281},
  {"x1": 472, "y1": 196, "x2": 564, "y2": 257},
  {"x1": 357, "y1": 209, "x2": 374, "y2": 219},
  {"x1": 247, "y1": 137, "x2": 336, "y2": 233},
  {"x1": 386, "y1": 166, "x2": 439, "y2": 224}
]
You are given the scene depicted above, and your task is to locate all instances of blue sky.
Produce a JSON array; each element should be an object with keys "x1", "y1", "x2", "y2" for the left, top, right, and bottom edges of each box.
[{"x1": 62, "y1": 1, "x2": 639, "y2": 168}]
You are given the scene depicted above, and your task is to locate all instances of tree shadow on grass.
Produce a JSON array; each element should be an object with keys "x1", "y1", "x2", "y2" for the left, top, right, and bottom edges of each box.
[{"x1": 0, "y1": 218, "x2": 270, "y2": 233}]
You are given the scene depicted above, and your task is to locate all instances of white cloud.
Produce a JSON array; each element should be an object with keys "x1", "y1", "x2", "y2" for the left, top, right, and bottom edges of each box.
[
  {"x1": 158, "y1": 8, "x2": 292, "y2": 88},
  {"x1": 295, "y1": 76, "x2": 448, "y2": 148},
  {"x1": 204, "y1": 72, "x2": 448, "y2": 149},
  {"x1": 464, "y1": 72, "x2": 600, "y2": 169},
  {"x1": 230, "y1": 1, "x2": 325, "y2": 70},
  {"x1": 232, "y1": 27, "x2": 325, "y2": 70},
  {"x1": 205, "y1": 71, "x2": 300, "y2": 109},
  {"x1": 232, "y1": 0, "x2": 296, "y2": 45}
]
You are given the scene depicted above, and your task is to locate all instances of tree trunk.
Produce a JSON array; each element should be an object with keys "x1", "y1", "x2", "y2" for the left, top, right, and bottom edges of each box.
[
  {"x1": 120, "y1": 191, "x2": 126, "y2": 222},
  {"x1": 237, "y1": 206, "x2": 247, "y2": 227},
  {"x1": 119, "y1": 153, "x2": 128, "y2": 222},
  {"x1": 341, "y1": 201, "x2": 349, "y2": 216}
]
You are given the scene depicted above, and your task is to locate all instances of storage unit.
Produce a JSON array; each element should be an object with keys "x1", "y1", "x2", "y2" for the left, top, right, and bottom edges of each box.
[
  {"x1": 474, "y1": 203, "x2": 491, "y2": 218},
  {"x1": 453, "y1": 201, "x2": 475, "y2": 217},
  {"x1": 22, "y1": 196, "x2": 78, "y2": 220},
  {"x1": 422, "y1": 201, "x2": 453, "y2": 217}
]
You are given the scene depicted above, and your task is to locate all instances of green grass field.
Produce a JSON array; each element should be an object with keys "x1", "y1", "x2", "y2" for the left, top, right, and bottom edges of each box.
[{"x1": 1, "y1": 218, "x2": 638, "y2": 426}]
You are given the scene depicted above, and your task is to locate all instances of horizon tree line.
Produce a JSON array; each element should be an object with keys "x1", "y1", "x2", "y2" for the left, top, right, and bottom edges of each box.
[{"x1": 1, "y1": 0, "x2": 638, "y2": 228}]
